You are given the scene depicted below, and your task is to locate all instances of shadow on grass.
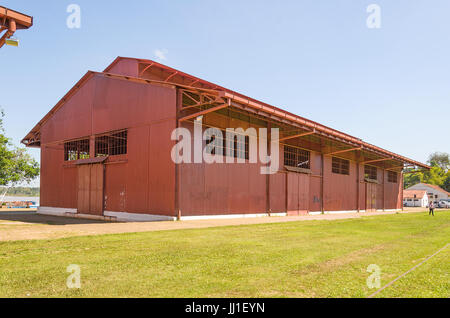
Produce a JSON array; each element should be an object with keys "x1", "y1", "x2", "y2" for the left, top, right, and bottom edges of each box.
[{"x1": 0, "y1": 211, "x2": 109, "y2": 225}]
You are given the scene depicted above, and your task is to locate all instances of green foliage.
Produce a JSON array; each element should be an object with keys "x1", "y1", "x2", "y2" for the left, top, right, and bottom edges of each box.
[
  {"x1": 444, "y1": 176, "x2": 450, "y2": 192},
  {"x1": 428, "y1": 152, "x2": 450, "y2": 172},
  {"x1": 2, "y1": 187, "x2": 40, "y2": 197},
  {"x1": 0, "y1": 109, "x2": 40, "y2": 186},
  {"x1": 404, "y1": 152, "x2": 450, "y2": 192}
]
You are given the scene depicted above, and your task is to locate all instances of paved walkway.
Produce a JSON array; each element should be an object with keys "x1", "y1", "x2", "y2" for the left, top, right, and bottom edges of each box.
[{"x1": 0, "y1": 208, "x2": 429, "y2": 242}]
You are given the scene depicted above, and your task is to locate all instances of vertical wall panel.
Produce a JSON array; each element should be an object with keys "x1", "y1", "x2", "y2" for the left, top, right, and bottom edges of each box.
[
  {"x1": 248, "y1": 163, "x2": 267, "y2": 213},
  {"x1": 62, "y1": 166, "x2": 77, "y2": 208},
  {"x1": 204, "y1": 163, "x2": 230, "y2": 215},
  {"x1": 148, "y1": 120, "x2": 176, "y2": 215},
  {"x1": 180, "y1": 163, "x2": 205, "y2": 215},
  {"x1": 77, "y1": 165, "x2": 90, "y2": 213},
  {"x1": 269, "y1": 172, "x2": 286, "y2": 213},
  {"x1": 125, "y1": 126, "x2": 149, "y2": 213},
  {"x1": 229, "y1": 163, "x2": 250, "y2": 214},
  {"x1": 104, "y1": 163, "x2": 127, "y2": 212},
  {"x1": 89, "y1": 164, "x2": 104, "y2": 215},
  {"x1": 287, "y1": 172, "x2": 299, "y2": 213},
  {"x1": 298, "y1": 173, "x2": 310, "y2": 212},
  {"x1": 323, "y1": 156, "x2": 358, "y2": 211}
]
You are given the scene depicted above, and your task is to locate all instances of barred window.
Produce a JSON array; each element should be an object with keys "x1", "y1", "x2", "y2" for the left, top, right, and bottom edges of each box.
[
  {"x1": 95, "y1": 130, "x2": 128, "y2": 157},
  {"x1": 64, "y1": 139, "x2": 90, "y2": 161},
  {"x1": 205, "y1": 129, "x2": 249, "y2": 160},
  {"x1": 284, "y1": 146, "x2": 310, "y2": 169},
  {"x1": 364, "y1": 165, "x2": 377, "y2": 180},
  {"x1": 388, "y1": 171, "x2": 398, "y2": 183},
  {"x1": 332, "y1": 157, "x2": 349, "y2": 175}
]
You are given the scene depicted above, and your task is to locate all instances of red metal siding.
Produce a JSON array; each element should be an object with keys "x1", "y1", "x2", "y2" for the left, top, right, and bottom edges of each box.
[
  {"x1": 384, "y1": 170, "x2": 402, "y2": 210},
  {"x1": 125, "y1": 126, "x2": 149, "y2": 213},
  {"x1": 148, "y1": 120, "x2": 176, "y2": 215},
  {"x1": 323, "y1": 156, "x2": 358, "y2": 211},
  {"x1": 104, "y1": 163, "x2": 126, "y2": 212},
  {"x1": 105, "y1": 58, "x2": 139, "y2": 77},
  {"x1": 287, "y1": 172, "x2": 309, "y2": 215},
  {"x1": 269, "y1": 172, "x2": 286, "y2": 213},
  {"x1": 41, "y1": 80, "x2": 95, "y2": 145},
  {"x1": 92, "y1": 76, "x2": 175, "y2": 134},
  {"x1": 39, "y1": 74, "x2": 177, "y2": 216}
]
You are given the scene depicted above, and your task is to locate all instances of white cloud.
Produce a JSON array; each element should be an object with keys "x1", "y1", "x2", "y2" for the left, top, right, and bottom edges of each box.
[{"x1": 154, "y1": 49, "x2": 168, "y2": 61}]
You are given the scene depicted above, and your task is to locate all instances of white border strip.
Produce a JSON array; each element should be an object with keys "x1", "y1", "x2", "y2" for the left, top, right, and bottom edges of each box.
[
  {"x1": 104, "y1": 211, "x2": 176, "y2": 222},
  {"x1": 309, "y1": 210, "x2": 359, "y2": 215},
  {"x1": 308, "y1": 209, "x2": 400, "y2": 215},
  {"x1": 37, "y1": 206, "x2": 77, "y2": 216},
  {"x1": 36, "y1": 207, "x2": 402, "y2": 222},
  {"x1": 179, "y1": 212, "x2": 287, "y2": 221}
]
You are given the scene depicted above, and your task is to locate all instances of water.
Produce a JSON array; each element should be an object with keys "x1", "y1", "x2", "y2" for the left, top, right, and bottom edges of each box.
[{"x1": 1, "y1": 196, "x2": 40, "y2": 206}]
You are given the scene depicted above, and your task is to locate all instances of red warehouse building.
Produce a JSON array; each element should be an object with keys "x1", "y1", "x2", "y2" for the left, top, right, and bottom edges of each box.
[{"x1": 22, "y1": 57, "x2": 430, "y2": 221}]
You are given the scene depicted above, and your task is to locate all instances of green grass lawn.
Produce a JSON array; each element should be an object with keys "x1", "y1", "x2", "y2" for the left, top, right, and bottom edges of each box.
[{"x1": 0, "y1": 211, "x2": 449, "y2": 298}]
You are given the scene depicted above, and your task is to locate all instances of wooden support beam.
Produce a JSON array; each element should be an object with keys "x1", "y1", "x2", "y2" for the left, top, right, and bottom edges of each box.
[
  {"x1": 326, "y1": 146, "x2": 362, "y2": 156},
  {"x1": 385, "y1": 165, "x2": 406, "y2": 171},
  {"x1": 278, "y1": 130, "x2": 315, "y2": 142},
  {"x1": 180, "y1": 101, "x2": 219, "y2": 111},
  {"x1": 182, "y1": 91, "x2": 201, "y2": 105},
  {"x1": 139, "y1": 62, "x2": 154, "y2": 76},
  {"x1": 165, "y1": 71, "x2": 178, "y2": 82},
  {"x1": 361, "y1": 157, "x2": 393, "y2": 164},
  {"x1": 178, "y1": 103, "x2": 229, "y2": 123},
  {"x1": 403, "y1": 169, "x2": 427, "y2": 174}
]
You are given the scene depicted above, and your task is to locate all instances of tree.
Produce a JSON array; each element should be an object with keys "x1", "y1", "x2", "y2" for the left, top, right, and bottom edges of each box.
[
  {"x1": 403, "y1": 171, "x2": 423, "y2": 189},
  {"x1": 427, "y1": 152, "x2": 450, "y2": 172},
  {"x1": 443, "y1": 174, "x2": 450, "y2": 192},
  {"x1": 0, "y1": 109, "x2": 39, "y2": 188},
  {"x1": 404, "y1": 152, "x2": 450, "y2": 191}
]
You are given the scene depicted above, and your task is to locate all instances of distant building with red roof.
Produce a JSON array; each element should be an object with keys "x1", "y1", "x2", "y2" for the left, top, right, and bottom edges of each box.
[
  {"x1": 403, "y1": 189, "x2": 428, "y2": 207},
  {"x1": 407, "y1": 183, "x2": 450, "y2": 204}
]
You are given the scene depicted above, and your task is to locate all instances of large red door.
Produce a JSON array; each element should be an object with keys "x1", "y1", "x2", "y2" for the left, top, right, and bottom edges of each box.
[
  {"x1": 77, "y1": 164, "x2": 104, "y2": 215},
  {"x1": 366, "y1": 183, "x2": 377, "y2": 212},
  {"x1": 287, "y1": 172, "x2": 309, "y2": 215}
]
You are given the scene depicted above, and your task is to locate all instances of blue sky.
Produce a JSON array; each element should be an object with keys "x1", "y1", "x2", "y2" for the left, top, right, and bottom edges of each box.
[{"x1": 1, "y1": 0, "x2": 449, "y2": 186}]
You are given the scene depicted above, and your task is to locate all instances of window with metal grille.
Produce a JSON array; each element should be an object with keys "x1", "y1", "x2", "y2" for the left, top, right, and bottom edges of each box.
[
  {"x1": 205, "y1": 129, "x2": 249, "y2": 160},
  {"x1": 388, "y1": 171, "x2": 398, "y2": 183},
  {"x1": 364, "y1": 165, "x2": 377, "y2": 180},
  {"x1": 332, "y1": 157, "x2": 350, "y2": 175},
  {"x1": 95, "y1": 130, "x2": 127, "y2": 157},
  {"x1": 284, "y1": 146, "x2": 310, "y2": 169},
  {"x1": 64, "y1": 139, "x2": 90, "y2": 161}
]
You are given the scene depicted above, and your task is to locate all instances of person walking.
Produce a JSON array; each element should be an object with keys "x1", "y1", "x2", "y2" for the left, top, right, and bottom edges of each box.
[{"x1": 429, "y1": 201, "x2": 435, "y2": 216}]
